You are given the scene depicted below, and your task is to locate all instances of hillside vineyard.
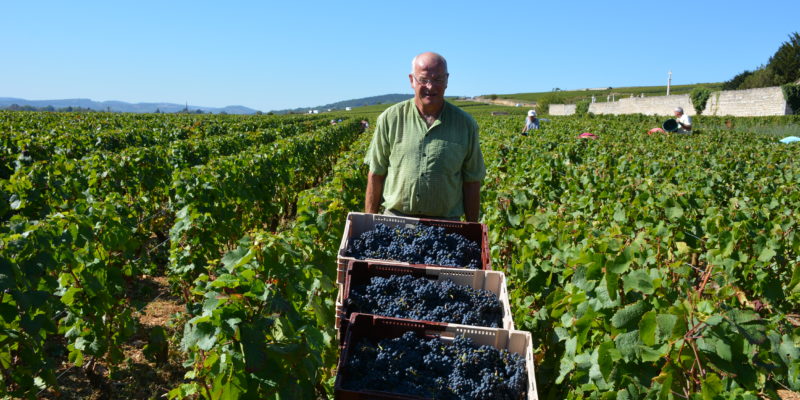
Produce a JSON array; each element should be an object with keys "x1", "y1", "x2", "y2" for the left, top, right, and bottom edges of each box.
[{"x1": 1, "y1": 110, "x2": 798, "y2": 399}]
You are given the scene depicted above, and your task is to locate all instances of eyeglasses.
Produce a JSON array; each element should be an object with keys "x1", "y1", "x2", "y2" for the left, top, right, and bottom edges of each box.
[{"x1": 413, "y1": 75, "x2": 447, "y2": 87}]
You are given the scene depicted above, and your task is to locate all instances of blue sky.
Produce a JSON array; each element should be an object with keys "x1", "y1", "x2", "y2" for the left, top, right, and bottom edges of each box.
[{"x1": 2, "y1": 0, "x2": 798, "y2": 112}]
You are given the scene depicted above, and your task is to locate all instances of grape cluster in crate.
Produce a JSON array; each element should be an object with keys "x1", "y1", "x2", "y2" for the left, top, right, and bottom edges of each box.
[{"x1": 333, "y1": 212, "x2": 538, "y2": 400}]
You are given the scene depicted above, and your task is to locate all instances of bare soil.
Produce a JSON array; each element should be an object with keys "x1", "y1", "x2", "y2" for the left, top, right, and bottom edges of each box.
[{"x1": 779, "y1": 390, "x2": 800, "y2": 400}]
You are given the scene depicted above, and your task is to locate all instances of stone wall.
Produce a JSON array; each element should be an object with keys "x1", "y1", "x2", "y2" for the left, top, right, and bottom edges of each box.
[
  {"x1": 589, "y1": 94, "x2": 694, "y2": 116},
  {"x1": 549, "y1": 86, "x2": 790, "y2": 116},
  {"x1": 704, "y1": 87, "x2": 790, "y2": 116},
  {"x1": 549, "y1": 104, "x2": 575, "y2": 115}
]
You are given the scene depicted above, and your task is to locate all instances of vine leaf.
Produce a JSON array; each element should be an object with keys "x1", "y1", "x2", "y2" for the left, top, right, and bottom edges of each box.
[{"x1": 612, "y1": 301, "x2": 649, "y2": 329}]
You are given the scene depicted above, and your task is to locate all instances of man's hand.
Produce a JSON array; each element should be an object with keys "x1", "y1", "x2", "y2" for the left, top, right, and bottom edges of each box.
[{"x1": 365, "y1": 172, "x2": 386, "y2": 214}]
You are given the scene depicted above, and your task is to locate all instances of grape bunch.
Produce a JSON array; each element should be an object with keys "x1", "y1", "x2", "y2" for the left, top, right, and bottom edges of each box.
[
  {"x1": 345, "y1": 274, "x2": 503, "y2": 327},
  {"x1": 343, "y1": 331, "x2": 527, "y2": 399},
  {"x1": 346, "y1": 223, "x2": 481, "y2": 269}
]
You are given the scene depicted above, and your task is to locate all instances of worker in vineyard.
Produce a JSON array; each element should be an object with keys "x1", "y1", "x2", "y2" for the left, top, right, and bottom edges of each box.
[
  {"x1": 521, "y1": 110, "x2": 539, "y2": 135},
  {"x1": 674, "y1": 107, "x2": 692, "y2": 134},
  {"x1": 364, "y1": 51, "x2": 486, "y2": 222}
]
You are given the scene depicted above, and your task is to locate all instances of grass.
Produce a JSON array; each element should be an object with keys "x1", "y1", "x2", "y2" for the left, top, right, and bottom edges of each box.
[
  {"x1": 344, "y1": 103, "x2": 395, "y2": 115},
  {"x1": 450, "y1": 101, "x2": 529, "y2": 116},
  {"x1": 345, "y1": 100, "x2": 525, "y2": 119}
]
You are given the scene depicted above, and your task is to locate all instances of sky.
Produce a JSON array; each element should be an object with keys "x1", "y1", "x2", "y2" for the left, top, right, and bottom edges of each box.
[{"x1": 2, "y1": 0, "x2": 798, "y2": 112}]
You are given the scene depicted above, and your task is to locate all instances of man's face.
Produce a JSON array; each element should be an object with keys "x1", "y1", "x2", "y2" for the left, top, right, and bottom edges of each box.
[
  {"x1": 675, "y1": 110, "x2": 683, "y2": 118},
  {"x1": 409, "y1": 62, "x2": 448, "y2": 109}
]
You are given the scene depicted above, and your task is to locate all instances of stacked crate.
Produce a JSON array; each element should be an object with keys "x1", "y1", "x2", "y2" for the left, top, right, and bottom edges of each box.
[{"x1": 333, "y1": 212, "x2": 539, "y2": 400}]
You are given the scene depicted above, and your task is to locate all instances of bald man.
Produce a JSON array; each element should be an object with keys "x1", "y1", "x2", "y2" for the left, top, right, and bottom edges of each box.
[{"x1": 364, "y1": 52, "x2": 485, "y2": 222}]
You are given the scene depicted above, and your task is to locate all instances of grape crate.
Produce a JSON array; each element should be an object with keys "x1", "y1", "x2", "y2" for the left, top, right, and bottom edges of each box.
[
  {"x1": 336, "y1": 261, "x2": 514, "y2": 335},
  {"x1": 335, "y1": 314, "x2": 537, "y2": 400},
  {"x1": 343, "y1": 331, "x2": 526, "y2": 399},
  {"x1": 347, "y1": 273, "x2": 501, "y2": 326},
  {"x1": 346, "y1": 223, "x2": 481, "y2": 268},
  {"x1": 334, "y1": 213, "x2": 537, "y2": 399},
  {"x1": 336, "y1": 212, "x2": 491, "y2": 286}
]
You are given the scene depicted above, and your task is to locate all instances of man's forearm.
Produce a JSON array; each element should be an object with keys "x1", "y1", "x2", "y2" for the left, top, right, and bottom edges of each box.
[
  {"x1": 463, "y1": 181, "x2": 481, "y2": 222},
  {"x1": 365, "y1": 172, "x2": 385, "y2": 214}
]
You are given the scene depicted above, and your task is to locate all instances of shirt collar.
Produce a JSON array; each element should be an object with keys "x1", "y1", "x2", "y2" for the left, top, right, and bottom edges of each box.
[{"x1": 410, "y1": 98, "x2": 448, "y2": 132}]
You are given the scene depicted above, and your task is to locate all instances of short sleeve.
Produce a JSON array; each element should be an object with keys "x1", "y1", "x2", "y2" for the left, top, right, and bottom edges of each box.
[{"x1": 461, "y1": 118, "x2": 486, "y2": 183}]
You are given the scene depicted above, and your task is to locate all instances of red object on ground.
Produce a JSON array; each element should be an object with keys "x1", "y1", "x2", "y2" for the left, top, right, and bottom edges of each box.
[
  {"x1": 648, "y1": 127, "x2": 666, "y2": 135},
  {"x1": 579, "y1": 132, "x2": 597, "y2": 139}
]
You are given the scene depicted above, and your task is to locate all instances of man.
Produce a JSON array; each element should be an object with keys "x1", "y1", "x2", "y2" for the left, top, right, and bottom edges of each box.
[
  {"x1": 521, "y1": 109, "x2": 539, "y2": 135},
  {"x1": 674, "y1": 107, "x2": 692, "y2": 134},
  {"x1": 364, "y1": 52, "x2": 485, "y2": 222}
]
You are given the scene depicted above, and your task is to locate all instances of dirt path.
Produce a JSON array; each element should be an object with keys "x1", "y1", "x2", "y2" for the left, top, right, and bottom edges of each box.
[
  {"x1": 470, "y1": 96, "x2": 536, "y2": 107},
  {"x1": 779, "y1": 390, "x2": 800, "y2": 400}
]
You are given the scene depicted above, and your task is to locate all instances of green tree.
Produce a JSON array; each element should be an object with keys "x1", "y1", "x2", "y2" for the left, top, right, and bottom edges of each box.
[
  {"x1": 782, "y1": 84, "x2": 800, "y2": 114},
  {"x1": 723, "y1": 70, "x2": 753, "y2": 90},
  {"x1": 723, "y1": 32, "x2": 800, "y2": 90},
  {"x1": 740, "y1": 67, "x2": 777, "y2": 89},
  {"x1": 767, "y1": 32, "x2": 800, "y2": 85},
  {"x1": 535, "y1": 93, "x2": 565, "y2": 116}
]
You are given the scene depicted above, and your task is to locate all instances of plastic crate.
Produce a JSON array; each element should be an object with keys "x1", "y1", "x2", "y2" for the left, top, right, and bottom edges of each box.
[
  {"x1": 334, "y1": 313, "x2": 538, "y2": 400},
  {"x1": 336, "y1": 212, "x2": 491, "y2": 287},
  {"x1": 335, "y1": 260, "x2": 514, "y2": 337}
]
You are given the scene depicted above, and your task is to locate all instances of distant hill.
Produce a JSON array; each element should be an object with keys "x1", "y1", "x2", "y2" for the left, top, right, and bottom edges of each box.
[
  {"x1": 0, "y1": 97, "x2": 259, "y2": 114},
  {"x1": 271, "y1": 94, "x2": 414, "y2": 114}
]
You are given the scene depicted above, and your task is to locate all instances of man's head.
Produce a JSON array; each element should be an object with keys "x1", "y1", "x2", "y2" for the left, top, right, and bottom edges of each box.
[
  {"x1": 674, "y1": 107, "x2": 684, "y2": 117},
  {"x1": 409, "y1": 52, "x2": 449, "y2": 111},
  {"x1": 527, "y1": 110, "x2": 536, "y2": 117}
]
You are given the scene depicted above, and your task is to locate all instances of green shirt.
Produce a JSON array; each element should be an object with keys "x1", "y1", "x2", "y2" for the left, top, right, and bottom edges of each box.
[{"x1": 366, "y1": 99, "x2": 486, "y2": 219}]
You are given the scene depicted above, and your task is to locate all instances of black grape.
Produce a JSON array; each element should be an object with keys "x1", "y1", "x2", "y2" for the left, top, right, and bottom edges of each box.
[
  {"x1": 342, "y1": 331, "x2": 527, "y2": 400},
  {"x1": 345, "y1": 274, "x2": 503, "y2": 327},
  {"x1": 346, "y1": 223, "x2": 481, "y2": 269}
]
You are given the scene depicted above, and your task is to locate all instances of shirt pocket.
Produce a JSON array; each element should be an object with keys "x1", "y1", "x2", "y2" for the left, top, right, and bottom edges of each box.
[{"x1": 426, "y1": 139, "x2": 465, "y2": 177}]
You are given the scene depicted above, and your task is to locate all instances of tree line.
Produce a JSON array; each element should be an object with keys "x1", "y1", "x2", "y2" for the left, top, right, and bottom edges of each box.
[
  {"x1": 2, "y1": 104, "x2": 97, "y2": 112},
  {"x1": 2, "y1": 104, "x2": 214, "y2": 114},
  {"x1": 723, "y1": 32, "x2": 800, "y2": 90}
]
